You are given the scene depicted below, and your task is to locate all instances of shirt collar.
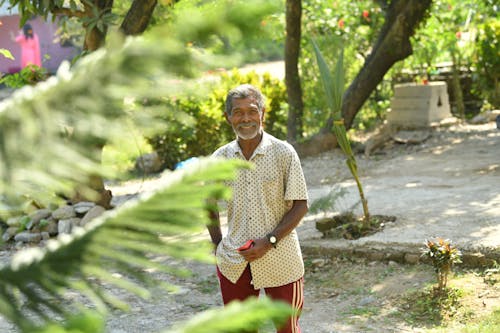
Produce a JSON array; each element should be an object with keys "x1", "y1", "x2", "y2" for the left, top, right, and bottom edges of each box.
[{"x1": 229, "y1": 131, "x2": 272, "y2": 158}]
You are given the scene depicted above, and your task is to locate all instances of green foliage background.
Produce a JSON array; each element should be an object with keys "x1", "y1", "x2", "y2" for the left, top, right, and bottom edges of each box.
[
  {"x1": 0, "y1": 1, "x2": 294, "y2": 332},
  {"x1": 147, "y1": 70, "x2": 287, "y2": 170}
]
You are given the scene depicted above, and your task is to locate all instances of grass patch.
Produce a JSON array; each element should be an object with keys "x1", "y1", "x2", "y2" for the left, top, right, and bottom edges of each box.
[{"x1": 400, "y1": 286, "x2": 467, "y2": 326}]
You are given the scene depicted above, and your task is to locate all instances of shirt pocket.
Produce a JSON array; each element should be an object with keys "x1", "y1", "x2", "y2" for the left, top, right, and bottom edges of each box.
[{"x1": 261, "y1": 172, "x2": 283, "y2": 205}]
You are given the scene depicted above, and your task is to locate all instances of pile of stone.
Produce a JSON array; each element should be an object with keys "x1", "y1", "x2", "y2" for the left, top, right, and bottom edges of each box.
[{"x1": 2, "y1": 202, "x2": 106, "y2": 247}]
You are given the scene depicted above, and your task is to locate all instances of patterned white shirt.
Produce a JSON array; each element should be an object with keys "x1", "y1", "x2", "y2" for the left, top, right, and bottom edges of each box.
[{"x1": 212, "y1": 132, "x2": 309, "y2": 289}]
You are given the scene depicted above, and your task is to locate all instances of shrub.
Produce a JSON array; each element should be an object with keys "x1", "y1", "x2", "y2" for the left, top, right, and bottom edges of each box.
[
  {"x1": 474, "y1": 19, "x2": 500, "y2": 109},
  {"x1": 147, "y1": 70, "x2": 287, "y2": 170},
  {"x1": 421, "y1": 238, "x2": 462, "y2": 293},
  {"x1": 0, "y1": 65, "x2": 48, "y2": 88}
]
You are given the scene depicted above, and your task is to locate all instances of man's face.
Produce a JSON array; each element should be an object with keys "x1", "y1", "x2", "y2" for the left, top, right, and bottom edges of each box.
[{"x1": 226, "y1": 97, "x2": 264, "y2": 141}]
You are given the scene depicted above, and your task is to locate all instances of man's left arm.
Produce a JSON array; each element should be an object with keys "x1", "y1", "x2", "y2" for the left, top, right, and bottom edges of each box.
[{"x1": 239, "y1": 200, "x2": 308, "y2": 261}]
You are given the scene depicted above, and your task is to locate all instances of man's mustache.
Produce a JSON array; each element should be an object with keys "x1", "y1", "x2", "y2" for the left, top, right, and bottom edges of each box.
[{"x1": 236, "y1": 122, "x2": 258, "y2": 130}]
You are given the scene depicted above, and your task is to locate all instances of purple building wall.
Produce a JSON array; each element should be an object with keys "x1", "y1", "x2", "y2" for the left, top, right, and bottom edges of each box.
[{"x1": 0, "y1": 14, "x2": 80, "y2": 74}]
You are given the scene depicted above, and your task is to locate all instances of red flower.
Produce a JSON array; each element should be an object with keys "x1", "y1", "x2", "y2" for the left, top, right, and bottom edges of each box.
[
  {"x1": 362, "y1": 10, "x2": 369, "y2": 18},
  {"x1": 338, "y1": 18, "x2": 345, "y2": 29},
  {"x1": 455, "y1": 31, "x2": 461, "y2": 39}
]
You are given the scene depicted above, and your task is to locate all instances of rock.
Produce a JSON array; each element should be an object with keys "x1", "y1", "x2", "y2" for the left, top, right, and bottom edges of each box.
[
  {"x1": 80, "y1": 205, "x2": 106, "y2": 227},
  {"x1": 391, "y1": 129, "x2": 431, "y2": 144},
  {"x1": 74, "y1": 201, "x2": 96, "y2": 215},
  {"x1": 470, "y1": 113, "x2": 489, "y2": 124},
  {"x1": 315, "y1": 217, "x2": 339, "y2": 233},
  {"x1": 487, "y1": 110, "x2": 500, "y2": 122},
  {"x1": 364, "y1": 122, "x2": 398, "y2": 156},
  {"x1": 404, "y1": 253, "x2": 420, "y2": 264},
  {"x1": 28, "y1": 209, "x2": 52, "y2": 225},
  {"x1": 58, "y1": 218, "x2": 80, "y2": 234},
  {"x1": 135, "y1": 152, "x2": 162, "y2": 174},
  {"x1": 2, "y1": 227, "x2": 18, "y2": 242},
  {"x1": 14, "y1": 231, "x2": 42, "y2": 243},
  {"x1": 6, "y1": 216, "x2": 20, "y2": 227},
  {"x1": 311, "y1": 258, "x2": 326, "y2": 268},
  {"x1": 470, "y1": 110, "x2": 500, "y2": 124},
  {"x1": 359, "y1": 296, "x2": 377, "y2": 306},
  {"x1": 52, "y1": 206, "x2": 76, "y2": 220},
  {"x1": 42, "y1": 220, "x2": 59, "y2": 236}
]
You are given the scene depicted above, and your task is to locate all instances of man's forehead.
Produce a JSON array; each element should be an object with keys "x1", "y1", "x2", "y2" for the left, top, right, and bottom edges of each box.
[{"x1": 232, "y1": 98, "x2": 259, "y2": 109}]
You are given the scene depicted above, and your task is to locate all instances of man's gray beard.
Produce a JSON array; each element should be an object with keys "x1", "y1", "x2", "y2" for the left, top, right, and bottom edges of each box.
[{"x1": 233, "y1": 125, "x2": 262, "y2": 140}]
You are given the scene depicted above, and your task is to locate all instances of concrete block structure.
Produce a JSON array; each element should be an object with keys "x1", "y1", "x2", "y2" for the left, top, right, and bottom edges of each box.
[{"x1": 387, "y1": 81, "x2": 452, "y2": 127}]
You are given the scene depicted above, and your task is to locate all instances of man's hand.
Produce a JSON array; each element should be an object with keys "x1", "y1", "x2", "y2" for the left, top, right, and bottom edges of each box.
[{"x1": 238, "y1": 237, "x2": 272, "y2": 262}]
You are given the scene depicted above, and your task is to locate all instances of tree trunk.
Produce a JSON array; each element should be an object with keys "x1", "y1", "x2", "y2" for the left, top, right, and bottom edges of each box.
[
  {"x1": 120, "y1": 0, "x2": 158, "y2": 35},
  {"x1": 83, "y1": 0, "x2": 114, "y2": 51},
  {"x1": 80, "y1": 0, "x2": 114, "y2": 208},
  {"x1": 296, "y1": 0, "x2": 433, "y2": 157},
  {"x1": 285, "y1": 0, "x2": 304, "y2": 143},
  {"x1": 450, "y1": 51, "x2": 466, "y2": 121}
]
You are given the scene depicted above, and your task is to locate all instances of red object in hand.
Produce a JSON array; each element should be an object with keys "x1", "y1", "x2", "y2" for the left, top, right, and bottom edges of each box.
[{"x1": 238, "y1": 240, "x2": 255, "y2": 251}]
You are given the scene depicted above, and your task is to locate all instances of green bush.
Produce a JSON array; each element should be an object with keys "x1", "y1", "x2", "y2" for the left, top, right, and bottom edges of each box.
[
  {"x1": 0, "y1": 65, "x2": 48, "y2": 88},
  {"x1": 147, "y1": 70, "x2": 287, "y2": 170},
  {"x1": 474, "y1": 19, "x2": 500, "y2": 109}
]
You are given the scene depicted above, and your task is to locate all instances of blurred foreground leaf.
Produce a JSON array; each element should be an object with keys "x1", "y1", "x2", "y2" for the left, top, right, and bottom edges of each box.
[{"x1": 0, "y1": 158, "x2": 247, "y2": 331}]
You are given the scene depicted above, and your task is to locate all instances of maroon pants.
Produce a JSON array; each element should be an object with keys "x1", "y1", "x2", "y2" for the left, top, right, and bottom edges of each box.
[{"x1": 217, "y1": 265, "x2": 303, "y2": 333}]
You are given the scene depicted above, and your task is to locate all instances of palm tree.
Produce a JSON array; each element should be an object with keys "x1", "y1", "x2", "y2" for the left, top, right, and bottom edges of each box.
[{"x1": 312, "y1": 38, "x2": 370, "y2": 225}]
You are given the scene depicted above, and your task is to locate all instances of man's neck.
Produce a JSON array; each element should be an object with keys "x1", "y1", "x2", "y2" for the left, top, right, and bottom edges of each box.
[{"x1": 237, "y1": 131, "x2": 263, "y2": 160}]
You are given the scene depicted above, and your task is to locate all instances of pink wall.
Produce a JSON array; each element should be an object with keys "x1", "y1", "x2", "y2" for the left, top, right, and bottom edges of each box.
[{"x1": 0, "y1": 15, "x2": 80, "y2": 74}]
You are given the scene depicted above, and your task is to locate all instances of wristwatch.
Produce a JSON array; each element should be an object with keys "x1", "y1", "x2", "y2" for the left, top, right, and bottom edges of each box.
[{"x1": 267, "y1": 233, "x2": 277, "y2": 248}]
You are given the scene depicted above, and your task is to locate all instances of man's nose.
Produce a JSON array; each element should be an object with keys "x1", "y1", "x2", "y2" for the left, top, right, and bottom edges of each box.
[{"x1": 241, "y1": 112, "x2": 251, "y2": 122}]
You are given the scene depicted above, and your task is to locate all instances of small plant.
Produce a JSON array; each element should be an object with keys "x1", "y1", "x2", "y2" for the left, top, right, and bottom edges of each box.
[
  {"x1": 309, "y1": 187, "x2": 349, "y2": 217},
  {"x1": 0, "y1": 65, "x2": 48, "y2": 88},
  {"x1": 421, "y1": 238, "x2": 462, "y2": 292},
  {"x1": 17, "y1": 215, "x2": 31, "y2": 232},
  {"x1": 311, "y1": 38, "x2": 370, "y2": 225}
]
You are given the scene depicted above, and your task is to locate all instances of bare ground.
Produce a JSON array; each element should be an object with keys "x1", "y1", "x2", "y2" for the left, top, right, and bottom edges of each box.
[{"x1": 1, "y1": 122, "x2": 499, "y2": 332}]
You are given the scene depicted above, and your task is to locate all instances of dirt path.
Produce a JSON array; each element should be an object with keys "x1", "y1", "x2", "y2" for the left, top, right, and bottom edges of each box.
[{"x1": 1, "y1": 122, "x2": 498, "y2": 333}]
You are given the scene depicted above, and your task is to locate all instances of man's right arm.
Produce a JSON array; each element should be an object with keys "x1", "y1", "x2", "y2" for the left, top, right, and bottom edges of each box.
[{"x1": 207, "y1": 202, "x2": 222, "y2": 247}]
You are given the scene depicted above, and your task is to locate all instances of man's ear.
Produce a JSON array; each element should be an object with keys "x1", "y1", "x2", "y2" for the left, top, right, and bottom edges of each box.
[
  {"x1": 224, "y1": 112, "x2": 231, "y2": 124},
  {"x1": 261, "y1": 107, "x2": 266, "y2": 122}
]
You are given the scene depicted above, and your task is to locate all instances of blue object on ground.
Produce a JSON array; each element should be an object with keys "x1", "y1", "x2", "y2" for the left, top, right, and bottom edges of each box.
[{"x1": 175, "y1": 157, "x2": 199, "y2": 170}]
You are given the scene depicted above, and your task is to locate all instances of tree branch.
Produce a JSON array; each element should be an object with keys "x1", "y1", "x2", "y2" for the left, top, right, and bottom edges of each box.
[{"x1": 51, "y1": 7, "x2": 87, "y2": 18}]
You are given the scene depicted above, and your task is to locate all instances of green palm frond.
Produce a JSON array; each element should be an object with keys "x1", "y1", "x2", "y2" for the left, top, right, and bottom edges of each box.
[
  {"x1": 0, "y1": 0, "x2": 279, "y2": 211},
  {"x1": 0, "y1": 158, "x2": 248, "y2": 331},
  {"x1": 0, "y1": 1, "x2": 291, "y2": 332},
  {"x1": 167, "y1": 297, "x2": 293, "y2": 333},
  {"x1": 311, "y1": 37, "x2": 370, "y2": 222}
]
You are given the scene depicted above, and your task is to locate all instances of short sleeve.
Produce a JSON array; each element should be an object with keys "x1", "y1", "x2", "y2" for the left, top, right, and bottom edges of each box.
[{"x1": 284, "y1": 148, "x2": 308, "y2": 201}]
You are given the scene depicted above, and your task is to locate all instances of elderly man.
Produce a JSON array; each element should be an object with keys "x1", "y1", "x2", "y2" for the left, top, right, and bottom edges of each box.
[{"x1": 208, "y1": 84, "x2": 309, "y2": 333}]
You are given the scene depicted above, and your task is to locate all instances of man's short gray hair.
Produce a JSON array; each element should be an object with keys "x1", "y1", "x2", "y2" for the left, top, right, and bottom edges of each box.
[{"x1": 225, "y1": 84, "x2": 266, "y2": 115}]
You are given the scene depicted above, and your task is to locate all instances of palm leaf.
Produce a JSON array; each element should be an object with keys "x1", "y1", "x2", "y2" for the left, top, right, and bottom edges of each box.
[
  {"x1": 311, "y1": 37, "x2": 370, "y2": 222},
  {"x1": 0, "y1": 0, "x2": 279, "y2": 211},
  {"x1": 0, "y1": 158, "x2": 247, "y2": 331},
  {"x1": 166, "y1": 297, "x2": 293, "y2": 333},
  {"x1": 0, "y1": 1, "x2": 290, "y2": 332}
]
